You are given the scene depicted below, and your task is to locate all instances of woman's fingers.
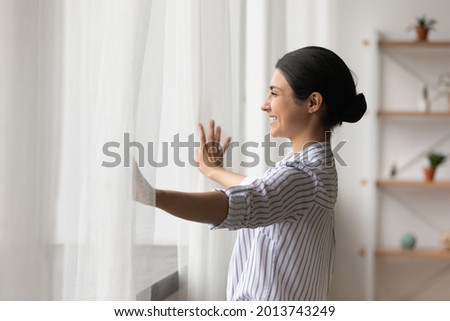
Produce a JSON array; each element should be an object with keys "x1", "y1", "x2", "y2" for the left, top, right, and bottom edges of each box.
[
  {"x1": 198, "y1": 123, "x2": 206, "y2": 147},
  {"x1": 132, "y1": 159, "x2": 143, "y2": 182},
  {"x1": 208, "y1": 120, "x2": 215, "y2": 142},
  {"x1": 198, "y1": 120, "x2": 231, "y2": 155},
  {"x1": 132, "y1": 159, "x2": 155, "y2": 206},
  {"x1": 223, "y1": 136, "x2": 232, "y2": 153},
  {"x1": 215, "y1": 125, "x2": 221, "y2": 143}
]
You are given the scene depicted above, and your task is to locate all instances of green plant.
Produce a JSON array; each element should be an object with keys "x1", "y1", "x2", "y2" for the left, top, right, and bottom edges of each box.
[
  {"x1": 415, "y1": 15, "x2": 437, "y2": 30},
  {"x1": 427, "y1": 152, "x2": 446, "y2": 168},
  {"x1": 422, "y1": 86, "x2": 428, "y2": 99},
  {"x1": 407, "y1": 15, "x2": 437, "y2": 32}
]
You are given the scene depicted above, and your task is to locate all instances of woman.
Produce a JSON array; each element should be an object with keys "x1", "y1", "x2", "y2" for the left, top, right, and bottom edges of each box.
[{"x1": 134, "y1": 46, "x2": 367, "y2": 300}]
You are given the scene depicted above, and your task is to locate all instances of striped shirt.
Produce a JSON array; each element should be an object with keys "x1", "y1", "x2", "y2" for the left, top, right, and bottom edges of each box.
[{"x1": 212, "y1": 141, "x2": 337, "y2": 301}]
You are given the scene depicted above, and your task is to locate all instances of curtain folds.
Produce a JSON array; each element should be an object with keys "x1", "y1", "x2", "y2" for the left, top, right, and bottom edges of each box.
[
  {"x1": 0, "y1": 0, "x2": 164, "y2": 300},
  {"x1": 0, "y1": 0, "x2": 244, "y2": 300},
  {"x1": 160, "y1": 0, "x2": 245, "y2": 300}
]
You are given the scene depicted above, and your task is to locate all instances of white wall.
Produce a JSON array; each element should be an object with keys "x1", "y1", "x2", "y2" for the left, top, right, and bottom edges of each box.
[{"x1": 330, "y1": 0, "x2": 450, "y2": 300}]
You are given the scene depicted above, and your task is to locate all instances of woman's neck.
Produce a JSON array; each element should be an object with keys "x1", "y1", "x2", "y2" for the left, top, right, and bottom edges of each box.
[{"x1": 291, "y1": 130, "x2": 330, "y2": 153}]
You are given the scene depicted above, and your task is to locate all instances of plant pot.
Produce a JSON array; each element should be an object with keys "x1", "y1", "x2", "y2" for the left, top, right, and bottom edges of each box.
[
  {"x1": 415, "y1": 27, "x2": 429, "y2": 41},
  {"x1": 423, "y1": 167, "x2": 436, "y2": 182}
]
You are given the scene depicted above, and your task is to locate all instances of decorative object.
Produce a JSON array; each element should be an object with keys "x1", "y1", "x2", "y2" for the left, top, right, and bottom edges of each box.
[
  {"x1": 442, "y1": 230, "x2": 450, "y2": 250},
  {"x1": 417, "y1": 86, "x2": 430, "y2": 112},
  {"x1": 390, "y1": 162, "x2": 397, "y2": 178},
  {"x1": 401, "y1": 233, "x2": 416, "y2": 249},
  {"x1": 408, "y1": 15, "x2": 437, "y2": 41},
  {"x1": 436, "y1": 72, "x2": 450, "y2": 111},
  {"x1": 424, "y1": 152, "x2": 446, "y2": 182}
]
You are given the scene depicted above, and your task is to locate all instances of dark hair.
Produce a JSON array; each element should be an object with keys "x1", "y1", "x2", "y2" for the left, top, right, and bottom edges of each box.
[{"x1": 275, "y1": 46, "x2": 367, "y2": 128}]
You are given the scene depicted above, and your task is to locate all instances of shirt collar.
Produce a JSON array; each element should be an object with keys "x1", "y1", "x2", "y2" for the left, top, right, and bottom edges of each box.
[{"x1": 280, "y1": 141, "x2": 334, "y2": 169}]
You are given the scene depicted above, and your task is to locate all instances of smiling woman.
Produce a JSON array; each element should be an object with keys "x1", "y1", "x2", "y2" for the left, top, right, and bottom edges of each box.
[{"x1": 134, "y1": 46, "x2": 367, "y2": 301}]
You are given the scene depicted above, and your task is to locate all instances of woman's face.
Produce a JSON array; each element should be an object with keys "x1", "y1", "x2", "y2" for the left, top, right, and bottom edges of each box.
[{"x1": 261, "y1": 69, "x2": 310, "y2": 140}]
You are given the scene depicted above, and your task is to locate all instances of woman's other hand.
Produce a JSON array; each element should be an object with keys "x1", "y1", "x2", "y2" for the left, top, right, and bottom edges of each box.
[
  {"x1": 132, "y1": 160, "x2": 155, "y2": 206},
  {"x1": 196, "y1": 120, "x2": 231, "y2": 178}
]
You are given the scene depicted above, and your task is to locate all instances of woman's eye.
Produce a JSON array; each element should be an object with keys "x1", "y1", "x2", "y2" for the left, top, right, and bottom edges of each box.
[{"x1": 270, "y1": 91, "x2": 277, "y2": 96}]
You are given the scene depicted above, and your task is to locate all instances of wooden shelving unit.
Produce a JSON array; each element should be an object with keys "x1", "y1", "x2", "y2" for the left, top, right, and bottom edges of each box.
[
  {"x1": 379, "y1": 40, "x2": 450, "y2": 47},
  {"x1": 365, "y1": 32, "x2": 450, "y2": 300},
  {"x1": 376, "y1": 247, "x2": 450, "y2": 259},
  {"x1": 377, "y1": 179, "x2": 450, "y2": 189}
]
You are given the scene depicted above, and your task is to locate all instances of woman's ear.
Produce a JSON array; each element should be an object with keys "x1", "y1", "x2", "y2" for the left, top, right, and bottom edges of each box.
[{"x1": 307, "y1": 92, "x2": 323, "y2": 114}]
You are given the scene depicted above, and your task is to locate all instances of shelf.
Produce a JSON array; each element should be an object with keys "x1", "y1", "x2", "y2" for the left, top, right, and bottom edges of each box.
[
  {"x1": 366, "y1": 32, "x2": 450, "y2": 300},
  {"x1": 378, "y1": 110, "x2": 450, "y2": 118},
  {"x1": 376, "y1": 247, "x2": 450, "y2": 259},
  {"x1": 379, "y1": 40, "x2": 450, "y2": 47},
  {"x1": 377, "y1": 179, "x2": 450, "y2": 189}
]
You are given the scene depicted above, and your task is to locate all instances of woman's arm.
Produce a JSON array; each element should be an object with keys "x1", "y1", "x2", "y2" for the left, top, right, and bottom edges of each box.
[
  {"x1": 156, "y1": 189, "x2": 228, "y2": 225},
  {"x1": 133, "y1": 120, "x2": 245, "y2": 225},
  {"x1": 196, "y1": 121, "x2": 246, "y2": 188},
  {"x1": 133, "y1": 160, "x2": 228, "y2": 225},
  {"x1": 204, "y1": 167, "x2": 246, "y2": 188}
]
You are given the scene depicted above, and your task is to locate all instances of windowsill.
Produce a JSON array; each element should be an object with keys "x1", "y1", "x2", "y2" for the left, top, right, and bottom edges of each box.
[
  {"x1": 135, "y1": 245, "x2": 178, "y2": 301},
  {"x1": 50, "y1": 244, "x2": 178, "y2": 300}
]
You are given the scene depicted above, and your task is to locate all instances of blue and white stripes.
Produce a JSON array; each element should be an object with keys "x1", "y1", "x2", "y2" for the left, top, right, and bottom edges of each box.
[{"x1": 212, "y1": 142, "x2": 337, "y2": 301}]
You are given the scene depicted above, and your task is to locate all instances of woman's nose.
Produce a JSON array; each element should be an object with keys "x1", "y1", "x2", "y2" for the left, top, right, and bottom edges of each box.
[{"x1": 260, "y1": 97, "x2": 270, "y2": 111}]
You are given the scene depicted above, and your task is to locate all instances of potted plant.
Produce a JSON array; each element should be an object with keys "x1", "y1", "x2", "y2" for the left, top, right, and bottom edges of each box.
[
  {"x1": 409, "y1": 15, "x2": 437, "y2": 41},
  {"x1": 424, "y1": 152, "x2": 446, "y2": 182}
]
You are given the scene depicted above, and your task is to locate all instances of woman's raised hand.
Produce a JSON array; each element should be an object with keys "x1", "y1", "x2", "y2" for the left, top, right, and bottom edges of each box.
[
  {"x1": 196, "y1": 120, "x2": 231, "y2": 178},
  {"x1": 132, "y1": 160, "x2": 155, "y2": 206}
]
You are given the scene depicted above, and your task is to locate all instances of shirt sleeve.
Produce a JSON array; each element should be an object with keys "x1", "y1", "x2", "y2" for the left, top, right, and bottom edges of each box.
[
  {"x1": 239, "y1": 176, "x2": 258, "y2": 185},
  {"x1": 211, "y1": 166, "x2": 317, "y2": 230}
]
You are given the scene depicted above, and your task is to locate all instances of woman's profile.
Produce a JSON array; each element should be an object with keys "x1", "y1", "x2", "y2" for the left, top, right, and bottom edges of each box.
[{"x1": 134, "y1": 46, "x2": 367, "y2": 301}]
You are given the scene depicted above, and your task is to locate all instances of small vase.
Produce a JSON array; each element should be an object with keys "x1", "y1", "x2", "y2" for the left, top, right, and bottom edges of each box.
[
  {"x1": 418, "y1": 98, "x2": 430, "y2": 112},
  {"x1": 416, "y1": 27, "x2": 429, "y2": 41},
  {"x1": 423, "y1": 167, "x2": 435, "y2": 182}
]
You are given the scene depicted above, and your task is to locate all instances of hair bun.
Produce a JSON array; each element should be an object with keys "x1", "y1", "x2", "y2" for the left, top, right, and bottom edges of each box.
[{"x1": 340, "y1": 93, "x2": 367, "y2": 123}]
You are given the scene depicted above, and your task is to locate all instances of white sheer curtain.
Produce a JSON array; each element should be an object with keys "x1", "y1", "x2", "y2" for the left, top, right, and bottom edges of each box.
[
  {"x1": 1, "y1": 0, "x2": 247, "y2": 301},
  {"x1": 158, "y1": 0, "x2": 245, "y2": 300},
  {"x1": 0, "y1": 0, "x2": 166, "y2": 300}
]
